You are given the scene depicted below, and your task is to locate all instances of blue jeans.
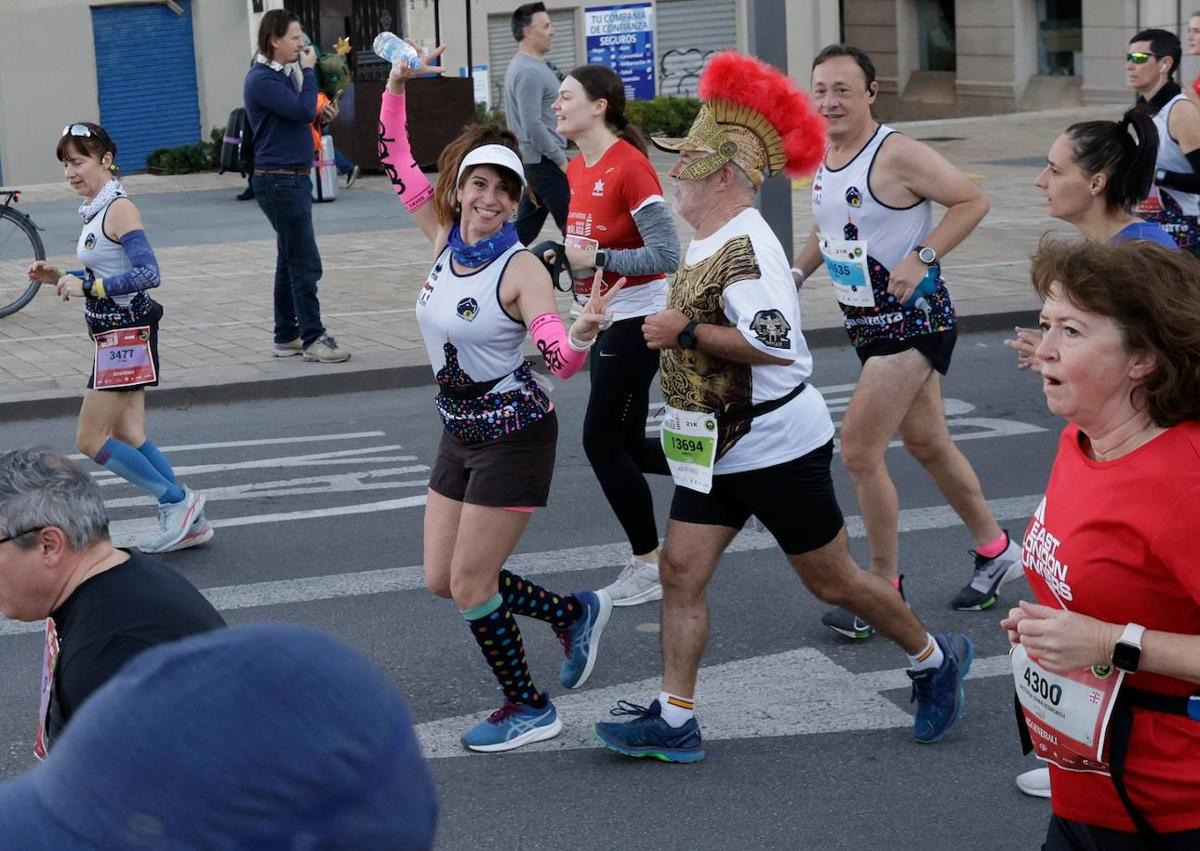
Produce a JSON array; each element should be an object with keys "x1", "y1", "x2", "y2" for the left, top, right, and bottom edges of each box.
[{"x1": 251, "y1": 173, "x2": 326, "y2": 346}]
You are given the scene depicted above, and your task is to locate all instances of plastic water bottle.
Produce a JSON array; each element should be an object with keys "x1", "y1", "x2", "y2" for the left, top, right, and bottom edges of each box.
[{"x1": 373, "y1": 32, "x2": 421, "y2": 70}]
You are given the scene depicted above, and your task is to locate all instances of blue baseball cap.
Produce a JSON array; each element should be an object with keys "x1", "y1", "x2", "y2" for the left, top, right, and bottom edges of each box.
[{"x1": 0, "y1": 623, "x2": 437, "y2": 848}]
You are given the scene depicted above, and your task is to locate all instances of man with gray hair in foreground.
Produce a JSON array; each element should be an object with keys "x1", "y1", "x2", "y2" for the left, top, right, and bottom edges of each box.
[{"x1": 0, "y1": 448, "x2": 224, "y2": 757}]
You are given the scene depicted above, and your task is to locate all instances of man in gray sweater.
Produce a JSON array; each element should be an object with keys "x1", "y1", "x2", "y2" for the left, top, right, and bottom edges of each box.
[{"x1": 504, "y1": 2, "x2": 570, "y2": 244}]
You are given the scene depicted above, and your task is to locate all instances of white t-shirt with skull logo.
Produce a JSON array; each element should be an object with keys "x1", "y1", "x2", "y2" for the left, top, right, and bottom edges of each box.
[{"x1": 684, "y1": 207, "x2": 835, "y2": 474}]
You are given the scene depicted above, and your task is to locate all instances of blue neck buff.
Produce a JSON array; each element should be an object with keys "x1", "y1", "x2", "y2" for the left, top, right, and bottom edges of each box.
[{"x1": 447, "y1": 221, "x2": 519, "y2": 268}]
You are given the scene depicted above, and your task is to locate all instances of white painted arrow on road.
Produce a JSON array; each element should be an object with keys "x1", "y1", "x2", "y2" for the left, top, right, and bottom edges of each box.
[{"x1": 415, "y1": 649, "x2": 1013, "y2": 759}]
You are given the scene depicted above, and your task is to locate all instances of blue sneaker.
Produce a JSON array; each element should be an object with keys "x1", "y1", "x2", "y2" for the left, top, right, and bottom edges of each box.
[
  {"x1": 556, "y1": 589, "x2": 612, "y2": 689},
  {"x1": 908, "y1": 633, "x2": 974, "y2": 743},
  {"x1": 593, "y1": 700, "x2": 705, "y2": 763},
  {"x1": 460, "y1": 700, "x2": 563, "y2": 753}
]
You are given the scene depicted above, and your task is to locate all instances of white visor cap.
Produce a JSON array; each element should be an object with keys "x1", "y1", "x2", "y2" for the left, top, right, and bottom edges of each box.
[{"x1": 455, "y1": 144, "x2": 528, "y2": 189}]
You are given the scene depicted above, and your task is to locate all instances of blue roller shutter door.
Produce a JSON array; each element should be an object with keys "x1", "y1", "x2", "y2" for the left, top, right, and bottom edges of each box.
[{"x1": 91, "y1": 2, "x2": 201, "y2": 172}]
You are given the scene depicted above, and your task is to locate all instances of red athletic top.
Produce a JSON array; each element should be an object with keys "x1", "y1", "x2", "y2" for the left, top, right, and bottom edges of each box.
[
  {"x1": 1022, "y1": 422, "x2": 1200, "y2": 833},
  {"x1": 565, "y1": 139, "x2": 665, "y2": 292},
  {"x1": 1192, "y1": 73, "x2": 1200, "y2": 99}
]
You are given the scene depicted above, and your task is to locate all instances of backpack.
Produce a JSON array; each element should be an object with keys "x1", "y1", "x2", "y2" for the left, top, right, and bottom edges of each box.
[{"x1": 219, "y1": 107, "x2": 255, "y2": 176}]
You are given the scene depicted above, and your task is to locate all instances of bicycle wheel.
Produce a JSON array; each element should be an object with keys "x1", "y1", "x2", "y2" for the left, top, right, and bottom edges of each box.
[{"x1": 0, "y1": 205, "x2": 45, "y2": 318}]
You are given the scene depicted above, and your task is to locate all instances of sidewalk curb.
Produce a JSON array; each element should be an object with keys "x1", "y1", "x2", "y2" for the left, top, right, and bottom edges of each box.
[{"x1": 0, "y1": 308, "x2": 1038, "y2": 423}]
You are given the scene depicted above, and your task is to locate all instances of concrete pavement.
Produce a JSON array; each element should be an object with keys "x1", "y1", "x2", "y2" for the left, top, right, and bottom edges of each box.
[{"x1": 0, "y1": 104, "x2": 1118, "y2": 420}]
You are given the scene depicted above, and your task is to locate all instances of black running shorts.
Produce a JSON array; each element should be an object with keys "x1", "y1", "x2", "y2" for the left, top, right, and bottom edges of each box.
[
  {"x1": 855, "y1": 328, "x2": 957, "y2": 375},
  {"x1": 428, "y1": 411, "x2": 557, "y2": 508},
  {"x1": 669, "y1": 440, "x2": 844, "y2": 555}
]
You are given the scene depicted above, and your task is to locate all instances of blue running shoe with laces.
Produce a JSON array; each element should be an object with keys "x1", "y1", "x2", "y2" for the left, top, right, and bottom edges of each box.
[
  {"x1": 908, "y1": 633, "x2": 974, "y2": 743},
  {"x1": 460, "y1": 699, "x2": 563, "y2": 753},
  {"x1": 556, "y1": 589, "x2": 612, "y2": 689},
  {"x1": 593, "y1": 699, "x2": 705, "y2": 763}
]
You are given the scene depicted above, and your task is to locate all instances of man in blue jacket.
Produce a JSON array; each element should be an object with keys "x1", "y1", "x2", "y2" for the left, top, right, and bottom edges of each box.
[{"x1": 244, "y1": 10, "x2": 350, "y2": 364}]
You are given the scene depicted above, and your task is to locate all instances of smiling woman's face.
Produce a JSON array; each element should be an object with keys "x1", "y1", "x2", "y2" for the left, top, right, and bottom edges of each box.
[{"x1": 455, "y1": 165, "x2": 518, "y2": 241}]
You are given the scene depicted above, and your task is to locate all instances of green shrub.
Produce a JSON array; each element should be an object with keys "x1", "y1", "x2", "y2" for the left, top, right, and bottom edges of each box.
[
  {"x1": 625, "y1": 96, "x2": 700, "y2": 137},
  {"x1": 145, "y1": 126, "x2": 225, "y2": 174},
  {"x1": 474, "y1": 102, "x2": 507, "y2": 126}
]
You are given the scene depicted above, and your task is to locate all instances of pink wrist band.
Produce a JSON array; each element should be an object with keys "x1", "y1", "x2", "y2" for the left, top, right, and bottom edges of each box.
[
  {"x1": 379, "y1": 91, "x2": 434, "y2": 212},
  {"x1": 530, "y1": 312, "x2": 587, "y2": 379}
]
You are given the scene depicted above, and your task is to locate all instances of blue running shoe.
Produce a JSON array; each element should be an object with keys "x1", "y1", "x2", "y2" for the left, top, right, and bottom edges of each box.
[
  {"x1": 460, "y1": 700, "x2": 563, "y2": 753},
  {"x1": 556, "y1": 589, "x2": 612, "y2": 689},
  {"x1": 908, "y1": 633, "x2": 974, "y2": 743},
  {"x1": 593, "y1": 700, "x2": 705, "y2": 763}
]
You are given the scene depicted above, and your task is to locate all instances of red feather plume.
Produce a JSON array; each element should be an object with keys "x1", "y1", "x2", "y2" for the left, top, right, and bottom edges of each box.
[{"x1": 698, "y1": 51, "x2": 826, "y2": 177}]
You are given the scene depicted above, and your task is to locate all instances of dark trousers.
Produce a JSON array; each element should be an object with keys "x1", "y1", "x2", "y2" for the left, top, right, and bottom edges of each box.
[
  {"x1": 1044, "y1": 816, "x2": 1200, "y2": 850},
  {"x1": 515, "y1": 156, "x2": 570, "y2": 245},
  {"x1": 582, "y1": 316, "x2": 669, "y2": 555},
  {"x1": 251, "y1": 173, "x2": 326, "y2": 346}
]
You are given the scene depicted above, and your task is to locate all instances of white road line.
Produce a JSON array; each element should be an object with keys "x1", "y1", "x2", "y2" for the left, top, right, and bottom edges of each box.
[
  {"x1": 415, "y1": 650, "x2": 1013, "y2": 759},
  {"x1": 0, "y1": 493, "x2": 1042, "y2": 638},
  {"x1": 68, "y1": 431, "x2": 385, "y2": 460},
  {"x1": 101, "y1": 467, "x2": 431, "y2": 509},
  {"x1": 93, "y1": 446, "x2": 414, "y2": 481}
]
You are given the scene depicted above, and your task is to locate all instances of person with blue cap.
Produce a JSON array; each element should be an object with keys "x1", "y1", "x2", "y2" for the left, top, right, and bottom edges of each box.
[{"x1": 0, "y1": 622, "x2": 438, "y2": 849}]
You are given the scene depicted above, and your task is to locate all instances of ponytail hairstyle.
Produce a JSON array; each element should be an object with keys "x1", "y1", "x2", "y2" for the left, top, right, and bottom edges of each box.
[
  {"x1": 431, "y1": 123, "x2": 528, "y2": 226},
  {"x1": 567, "y1": 64, "x2": 650, "y2": 156},
  {"x1": 1063, "y1": 109, "x2": 1158, "y2": 213}
]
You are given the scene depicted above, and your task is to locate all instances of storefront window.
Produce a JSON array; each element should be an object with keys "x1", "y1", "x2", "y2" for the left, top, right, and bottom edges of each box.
[
  {"x1": 917, "y1": 0, "x2": 956, "y2": 72},
  {"x1": 1037, "y1": 0, "x2": 1082, "y2": 76}
]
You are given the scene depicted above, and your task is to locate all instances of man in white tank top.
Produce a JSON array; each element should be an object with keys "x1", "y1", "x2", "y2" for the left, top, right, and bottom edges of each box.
[
  {"x1": 794, "y1": 46, "x2": 1021, "y2": 636},
  {"x1": 1126, "y1": 27, "x2": 1200, "y2": 257}
]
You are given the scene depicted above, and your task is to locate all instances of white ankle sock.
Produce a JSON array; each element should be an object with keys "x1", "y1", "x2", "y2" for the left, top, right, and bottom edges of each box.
[
  {"x1": 658, "y1": 691, "x2": 694, "y2": 727},
  {"x1": 907, "y1": 634, "x2": 944, "y2": 672}
]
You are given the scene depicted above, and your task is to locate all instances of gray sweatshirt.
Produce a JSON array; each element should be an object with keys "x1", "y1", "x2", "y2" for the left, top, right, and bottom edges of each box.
[{"x1": 504, "y1": 52, "x2": 567, "y2": 167}]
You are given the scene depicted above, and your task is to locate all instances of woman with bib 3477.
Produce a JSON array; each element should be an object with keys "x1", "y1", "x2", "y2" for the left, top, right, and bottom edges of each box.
[
  {"x1": 377, "y1": 43, "x2": 619, "y2": 752},
  {"x1": 26, "y1": 124, "x2": 208, "y2": 553}
]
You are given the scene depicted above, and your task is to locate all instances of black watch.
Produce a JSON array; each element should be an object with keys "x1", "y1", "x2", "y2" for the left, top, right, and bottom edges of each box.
[
  {"x1": 1112, "y1": 623, "x2": 1146, "y2": 673},
  {"x1": 1156, "y1": 168, "x2": 1167, "y2": 183},
  {"x1": 594, "y1": 250, "x2": 607, "y2": 269},
  {"x1": 677, "y1": 320, "x2": 699, "y2": 350}
]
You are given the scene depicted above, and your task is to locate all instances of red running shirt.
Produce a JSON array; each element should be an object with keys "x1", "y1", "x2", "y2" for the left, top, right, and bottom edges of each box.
[
  {"x1": 1022, "y1": 422, "x2": 1200, "y2": 832},
  {"x1": 1193, "y1": 73, "x2": 1200, "y2": 99},
  {"x1": 565, "y1": 139, "x2": 665, "y2": 293}
]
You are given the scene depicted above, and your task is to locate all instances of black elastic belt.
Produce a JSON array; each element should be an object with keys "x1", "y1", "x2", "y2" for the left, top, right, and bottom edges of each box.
[
  {"x1": 722, "y1": 383, "x2": 806, "y2": 423},
  {"x1": 254, "y1": 167, "x2": 308, "y2": 175},
  {"x1": 438, "y1": 376, "x2": 503, "y2": 400}
]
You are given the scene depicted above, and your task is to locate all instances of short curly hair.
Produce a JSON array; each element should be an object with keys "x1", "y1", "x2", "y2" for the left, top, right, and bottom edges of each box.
[{"x1": 1030, "y1": 236, "x2": 1200, "y2": 427}]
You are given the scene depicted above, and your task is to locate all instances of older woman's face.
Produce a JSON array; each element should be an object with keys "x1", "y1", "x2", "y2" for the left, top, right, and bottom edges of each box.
[
  {"x1": 1035, "y1": 283, "x2": 1149, "y2": 428},
  {"x1": 1034, "y1": 134, "x2": 1096, "y2": 223}
]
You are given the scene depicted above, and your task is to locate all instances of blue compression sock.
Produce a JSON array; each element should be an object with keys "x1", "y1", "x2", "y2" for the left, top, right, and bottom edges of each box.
[
  {"x1": 95, "y1": 438, "x2": 185, "y2": 504},
  {"x1": 136, "y1": 440, "x2": 178, "y2": 485}
]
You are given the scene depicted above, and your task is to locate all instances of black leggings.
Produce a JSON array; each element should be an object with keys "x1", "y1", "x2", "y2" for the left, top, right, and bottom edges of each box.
[{"x1": 582, "y1": 315, "x2": 669, "y2": 556}]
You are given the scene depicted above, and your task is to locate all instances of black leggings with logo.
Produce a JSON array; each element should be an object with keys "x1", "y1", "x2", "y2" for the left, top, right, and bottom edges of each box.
[{"x1": 582, "y1": 316, "x2": 669, "y2": 556}]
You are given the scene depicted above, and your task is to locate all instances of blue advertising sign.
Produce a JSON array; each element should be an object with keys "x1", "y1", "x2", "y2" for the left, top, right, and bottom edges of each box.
[{"x1": 584, "y1": 3, "x2": 655, "y2": 101}]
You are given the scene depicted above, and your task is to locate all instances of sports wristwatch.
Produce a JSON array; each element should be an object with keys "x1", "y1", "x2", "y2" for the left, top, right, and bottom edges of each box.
[
  {"x1": 594, "y1": 250, "x2": 607, "y2": 269},
  {"x1": 1156, "y1": 168, "x2": 1167, "y2": 183},
  {"x1": 677, "y1": 320, "x2": 700, "y2": 350},
  {"x1": 916, "y1": 245, "x2": 937, "y2": 266},
  {"x1": 1112, "y1": 623, "x2": 1146, "y2": 673}
]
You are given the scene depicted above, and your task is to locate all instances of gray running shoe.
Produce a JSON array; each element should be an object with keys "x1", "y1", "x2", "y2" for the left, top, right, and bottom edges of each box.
[
  {"x1": 140, "y1": 488, "x2": 206, "y2": 553},
  {"x1": 951, "y1": 532, "x2": 1023, "y2": 611},
  {"x1": 601, "y1": 557, "x2": 663, "y2": 607},
  {"x1": 272, "y1": 338, "x2": 302, "y2": 357},
  {"x1": 820, "y1": 575, "x2": 906, "y2": 640},
  {"x1": 302, "y1": 334, "x2": 351, "y2": 363}
]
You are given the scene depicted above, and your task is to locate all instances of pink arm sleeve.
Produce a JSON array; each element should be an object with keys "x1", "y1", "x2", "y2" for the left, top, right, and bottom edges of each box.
[
  {"x1": 378, "y1": 90, "x2": 435, "y2": 212},
  {"x1": 529, "y1": 312, "x2": 588, "y2": 379}
]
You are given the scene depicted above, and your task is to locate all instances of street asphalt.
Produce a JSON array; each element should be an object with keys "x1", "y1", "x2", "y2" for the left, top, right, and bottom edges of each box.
[{"x1": 0, "y1": 329, "x2": 1061, "y2": 850}]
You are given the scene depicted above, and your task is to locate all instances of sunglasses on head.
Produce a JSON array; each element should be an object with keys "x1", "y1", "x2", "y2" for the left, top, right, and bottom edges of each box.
[
  {"x1": 62, "y1": 123, "x2": 95, "y2": 138},
  {"x1": 1126, "y1": 52, "x2": 1157, "y2": 64}
]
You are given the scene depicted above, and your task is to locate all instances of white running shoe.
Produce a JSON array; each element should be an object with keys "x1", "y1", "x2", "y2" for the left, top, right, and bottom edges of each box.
[
  {"x1": 152, "y1": 510, "x2": 214, "y2": 553},
  {"x1": 140, "y1": 488, "x2": 206, "y2": 553},
  {"x1": 601, "y1": 556, "x2": 663, "y2": 607},
  {"x1": 1016, "y1": 767, "x2": 1051, "y2": 799}
]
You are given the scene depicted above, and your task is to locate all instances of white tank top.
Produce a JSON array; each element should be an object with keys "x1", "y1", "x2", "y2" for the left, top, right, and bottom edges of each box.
[
  {"x1": 1152, "y1": 94, "x2": 1200, "y2": 217},
  {"x1": 77, "y1": 199, "x2": 136, "y2": 308},
  {"x1": 811, "y1": 125, "x2": 933, "y2": 270},
  {"x1": 415, "y1": 242, "x2": 529, "y2": 394}
]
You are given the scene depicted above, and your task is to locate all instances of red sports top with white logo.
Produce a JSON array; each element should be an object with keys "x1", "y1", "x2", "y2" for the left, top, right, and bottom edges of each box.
[
  {"x1": 566, "y1": 138, "x2": 665, "y2": 292},
  {"x1": 1022, "y1": 422, "x2": 1200, "y2": 833}
]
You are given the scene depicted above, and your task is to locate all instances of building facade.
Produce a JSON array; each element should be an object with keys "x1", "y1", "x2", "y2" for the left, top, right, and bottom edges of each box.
[{"x1": 4, "y1": 1, "x2": 1194, "y2": 185}]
